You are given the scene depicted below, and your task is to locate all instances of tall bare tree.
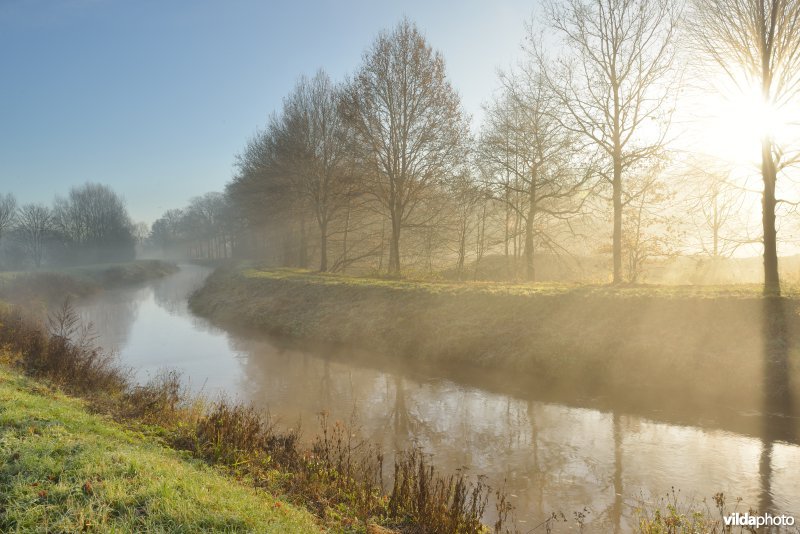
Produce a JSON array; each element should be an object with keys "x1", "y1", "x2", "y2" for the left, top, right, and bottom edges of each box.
[
  {"x1": 341, "y1": 19, "x2": 470, "y2": 276},
  {"x1": 691, "y1": 0, "x2": 800, "y2": 295},
  {"x1": 272, "y1": 71, "x2": 353, "y2": 271},
  {"x1": 479, "y1": 71, "x2": 590, "y2": 281},
  {"x1": 541, "y1": 0, "x2": 679, "y2": 283},
  {"x1": 17, "y1": 203, "x2": 52, "y2": 268}
]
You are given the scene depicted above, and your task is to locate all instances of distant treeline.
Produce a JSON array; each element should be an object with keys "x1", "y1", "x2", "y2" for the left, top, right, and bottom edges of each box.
[
  {"x1": 0, "y1": 184, "x2": 141, "y2": 270},
  {"x1": 148, "y1": 12, "x2": 774, "y2": 284}
]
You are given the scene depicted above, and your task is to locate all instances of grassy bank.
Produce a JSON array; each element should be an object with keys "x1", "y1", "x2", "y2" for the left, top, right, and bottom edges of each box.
[
  {"x1": 0, "y1": 260, "x2": 179, "y2": 303},
  {"x1": 190, "y1": 266, "x2": 800, "y2": 426},
  {"x1": 0, "y1": 365, "x2": 319, "y2": 533}
]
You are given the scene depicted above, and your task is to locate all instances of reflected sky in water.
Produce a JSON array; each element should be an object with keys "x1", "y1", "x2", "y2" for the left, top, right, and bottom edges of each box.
[{"x1": 75, "y1": 265, "x2": 800, "y2": 531}]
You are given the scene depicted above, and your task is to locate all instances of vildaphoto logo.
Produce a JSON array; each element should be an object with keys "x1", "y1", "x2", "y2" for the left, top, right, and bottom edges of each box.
[{"x1": 724, "y1": 512, "x2": 795, "y2": 528}]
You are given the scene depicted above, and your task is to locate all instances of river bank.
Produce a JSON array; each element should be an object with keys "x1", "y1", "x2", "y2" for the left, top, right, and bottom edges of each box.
[{"x1": 190, "y1": 266, "x2": 800, "y2": 429}]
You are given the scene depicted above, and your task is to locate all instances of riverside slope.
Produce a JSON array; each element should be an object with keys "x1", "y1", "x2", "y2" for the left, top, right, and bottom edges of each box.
[{"x1": 190, "y1": 266, "x2": 800, "y2": 429}]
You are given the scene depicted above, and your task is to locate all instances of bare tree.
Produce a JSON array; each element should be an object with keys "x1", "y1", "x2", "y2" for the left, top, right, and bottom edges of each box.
[
  {"x1": 541, "y1": 0, "x2": 679, "y2": 283},
  {"x1": 132, "y1": 222, "x2": 150, "y2": 246},
  {"x1": 622, "y1": 169, "x2": 680, "y2": 282},
  {"x1": 272, "y1": 71, "x2": 353, "y2": 271},
  {"x1": 448, "y1": 170, "x2": 483, "y2": 279},
  {"x1": 52, "y1": 183, "x2": 135, "y2": 263},
  {"x1": 229, "y1": 128, "x2": 304, "y2": 265},
  {"x1": 0, "y1": 193, "x2": 17, "y2": 248},
  {"x1": 17, "y1": 203, "x2": 52, "y2": 268},
  {"x1": 682, "y1": 155, "x2": 750, "y2": 259},
  {"x1": 691, "y1": 0, "x2": 800, "y2": 295},
  {"x1": 479, "y1": 71, "x2": 591, "y2": 281},
  {"x1": 341, "y1": 19, "x2": 470, "y2": 276}
]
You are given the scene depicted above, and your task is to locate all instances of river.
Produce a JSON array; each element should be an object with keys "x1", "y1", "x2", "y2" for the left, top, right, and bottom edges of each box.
[{"x1": 74, "y1": 264, "x2": 800, "y2": 531}]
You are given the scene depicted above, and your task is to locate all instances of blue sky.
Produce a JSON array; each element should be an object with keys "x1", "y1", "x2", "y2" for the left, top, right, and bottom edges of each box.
[{"x1": 0, "y1": 0, "x2": 535, "y2": 223}]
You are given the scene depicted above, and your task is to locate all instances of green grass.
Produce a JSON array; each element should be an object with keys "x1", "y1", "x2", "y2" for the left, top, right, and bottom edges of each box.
[
  {"x1": 241, "y1": 266, "x2": 800, "y2": 299},
  {"x1": 0, "y1": 366, "x2": 320, "y2": 533}
]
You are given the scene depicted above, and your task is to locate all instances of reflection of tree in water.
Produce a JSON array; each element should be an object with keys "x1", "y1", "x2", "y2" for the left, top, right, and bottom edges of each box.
[
  {"x1": 760, "y1": 297, "x2": 796, "y2": 514},
  {"x1": 389, "y1": 375, "x2": 410, "y2": 442},
  {"x1": 76, "y1": 287, "x2": 144, "y2": 351},
  {"x1": 232, "y1": 337, "x2": 390, "y2": 433},
  {"x1": 612, "y1": 413, "x2": 623, "y2": 534},
  {"x1": 151, "y1": 265, "x2": 210, "y2": 316}
]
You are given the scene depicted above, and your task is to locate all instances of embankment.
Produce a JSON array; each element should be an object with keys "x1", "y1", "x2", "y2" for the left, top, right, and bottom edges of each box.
[{"x1": 190, "y1": 267, "x2": 800, "y2": 426}]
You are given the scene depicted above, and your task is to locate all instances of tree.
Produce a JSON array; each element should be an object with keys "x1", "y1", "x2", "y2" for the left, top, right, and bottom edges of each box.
[
  {"x1": 132, "y1": 222, "x2": 150, "y2": 246},
  {"x1": 480, "y1": 70, "x2": 591, "y2": 281},
  {"x1": 52, "y1": 183, "x2": 136, "y2": 264},
  {"x1": 272, "y1": 71, "x2": 353, "y2": 271},
  {"x1": 682, "y1": 155, "x2": 750, "y2": 260},
  {"x1": 449, "y1": 170, "x2": 483, "y2": 279},
  {"x1": 341, "y1": 19, "x2": 470, "y2": 276},
  {"x1": 184, "y1": 193, "x2": 234, "y2": 260},
  {"x1": 16, "y1": 203, "x2": 52, "y2": 268},
  {"x1": 691, "y1": 0, "x2": 800, "y2": 295},
  {"x1": 0, "y1": 193, "x2": 17, "y2": 250},
  {"x1": 150, "y1": 208, "x2": 186, "y2": 257},
  {"x1": 621, "y1": 169, "x2": 680, "y2": 282},
  {"x1": 541, "y1": 0, "x2": 679, "y2": 283},
  {"x1": 229, "y1": 128, "x2": 300, "y2": 263}
]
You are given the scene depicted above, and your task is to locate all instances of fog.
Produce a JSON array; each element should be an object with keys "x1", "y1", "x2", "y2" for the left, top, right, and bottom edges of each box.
[{"x1": 4, "y1": 1, "x2": 800, "y2": 532}]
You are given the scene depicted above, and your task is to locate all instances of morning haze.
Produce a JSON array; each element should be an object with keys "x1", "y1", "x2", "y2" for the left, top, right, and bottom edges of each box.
[{"x1": 0, "y1": 1, "x2": 799, "y2": 533}]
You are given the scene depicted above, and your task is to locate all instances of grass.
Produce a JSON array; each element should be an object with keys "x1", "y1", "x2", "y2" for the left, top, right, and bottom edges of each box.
[
  {"x1": 0, "y1": 366, "x2": 319, "y2": 533},
  {"x1": 239, "y1": 266, "x2": 800, "y2": 299}
]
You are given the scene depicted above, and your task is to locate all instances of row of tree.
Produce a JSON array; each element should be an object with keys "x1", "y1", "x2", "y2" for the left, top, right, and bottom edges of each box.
[
  {"x1": 151, "y1": 0, "x2": 800, "y2": 293},
  {"x1": 0, "y1": 184, "x2": 139, "y2": 269}
]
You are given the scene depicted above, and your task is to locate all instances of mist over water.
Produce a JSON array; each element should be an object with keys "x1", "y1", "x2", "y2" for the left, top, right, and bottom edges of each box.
[{"x1": 72, "y1": 265, "x2": 800, "y2": 530}]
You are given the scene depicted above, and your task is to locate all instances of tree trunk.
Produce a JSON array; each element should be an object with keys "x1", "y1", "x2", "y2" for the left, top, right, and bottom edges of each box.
[
  {"x1": 388, "y1": 213, "x2": 401, "y2": 276},
  {"x1": 319, "y1": 220, "x2": 328, "y2": 272},
  {"x1": 612, "y1": 158, "x2": 623, "y2": 284},
  {"x1": 299, "y1": 217, "x2": 308, "y2": 268},
  {"x1": 762, "y1": 136, "x2": 780, "y2": 296},
  {"x1": 341, "y1": 202, "x2": 351, "y2": 273},
  {"x1": 457, "y1": 224, "x2": 466, "y2": 281},
  {"x1": 524, "y1": 174, "x2": 537, "y2": 282}
]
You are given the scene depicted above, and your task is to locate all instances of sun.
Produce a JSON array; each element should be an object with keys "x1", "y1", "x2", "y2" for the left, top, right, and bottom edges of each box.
[{"x1": 693, "y1": 73, "x2": 798, "y2": 170}]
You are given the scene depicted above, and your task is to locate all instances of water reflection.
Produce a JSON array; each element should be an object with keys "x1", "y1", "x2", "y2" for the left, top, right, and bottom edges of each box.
[
  {"x1": 760, "y1": 297, "x2": 797, "y2": 515},
  {"x1": 74, "y1": 266, "x2": 800, "y2": 530}
]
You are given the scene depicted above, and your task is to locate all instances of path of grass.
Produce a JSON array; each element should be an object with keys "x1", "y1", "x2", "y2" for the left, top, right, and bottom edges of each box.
[{"x1": 241, "y1": 266, "x2": 800, "y2": 299}]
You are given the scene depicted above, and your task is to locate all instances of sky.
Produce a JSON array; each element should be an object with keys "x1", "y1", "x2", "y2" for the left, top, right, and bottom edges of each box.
[{"x1": 0, "y1": 0, "x2": 535, "y2": 224}]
